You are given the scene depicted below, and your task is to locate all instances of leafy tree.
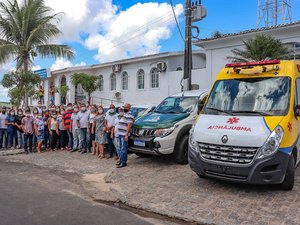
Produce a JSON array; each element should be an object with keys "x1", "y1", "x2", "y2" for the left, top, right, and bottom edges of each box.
[
  {"x1": 211, "y1": 31, "x2": 222, "y2": 38},
  {"x1": 72, "y1": 73, "x2": 99, "y2": 103},
  {"x1": 0, "y1": 0, "x2": 74, "y2": 106},
  {"x1": 55, "y1": 85, "x2": 69, "y2": 104},
  {"x1": 227, "y1": 34, "x2": 290, "y2": 62},
  {"x1": 1, "y1": 71, "x2": 41, "y2": 107}
]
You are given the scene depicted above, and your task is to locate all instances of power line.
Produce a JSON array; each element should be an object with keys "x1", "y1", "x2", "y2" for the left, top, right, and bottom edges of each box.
[
  {"x1": 74, "y1": 11, "x2": 175, "y2": 62},
  {"x1": 76, "y1": 16, "x2": 176, "y2": 62},
  {"x1": 170, "y1": 0, "x2": 184, "y2": 42}
]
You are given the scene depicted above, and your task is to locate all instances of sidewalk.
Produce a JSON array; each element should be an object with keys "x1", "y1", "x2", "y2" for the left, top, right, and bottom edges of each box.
[{"x1": 3, "y1": 151, "x2": 300, "y2": 225}]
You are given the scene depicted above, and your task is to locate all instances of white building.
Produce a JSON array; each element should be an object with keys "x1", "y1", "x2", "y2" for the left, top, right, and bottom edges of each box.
[
  {"x1": 39, "y1": 21, "x2": 300, "y2": 107},
  {"x1": 42, "y1": 51, "x2": 207, "y2": 106}
]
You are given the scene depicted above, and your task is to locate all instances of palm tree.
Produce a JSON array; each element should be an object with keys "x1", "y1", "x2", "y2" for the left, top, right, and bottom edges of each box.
[
  {"x1": 72, "y1": 73, "x2": 99, "y2": 103},
  {"x1": 227, "y1": 34, "x2": 290, "y2": 62},
  {"x1": 0, "y1": 0, "x2": 74, "y2": 71},
  {"x1": 0, "y1": 0, "x2": 74, "y2": 106}
]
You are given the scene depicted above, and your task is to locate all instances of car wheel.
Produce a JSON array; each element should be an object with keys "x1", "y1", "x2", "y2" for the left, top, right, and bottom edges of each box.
[
  {"x1": 280, "y1": 154, "x2": 295, "y2": 191},
  {"x1": 174, "y1": 134, "x2": 189, "y2": 165}
]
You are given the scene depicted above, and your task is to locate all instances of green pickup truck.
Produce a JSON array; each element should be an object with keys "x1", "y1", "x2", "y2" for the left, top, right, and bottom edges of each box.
[{"x1": 129, "y1": 90, "x2": 208, "y2": 164}]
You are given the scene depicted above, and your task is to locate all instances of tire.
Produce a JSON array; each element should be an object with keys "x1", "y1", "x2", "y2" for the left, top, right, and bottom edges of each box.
[
  {"x1": 174, "y1": 134, "x2": 189, "y2": 165},
  {"x1": 135, "y1": 152, "x2": 150, "y2": 158},
  {"x1": 280, "y1": 154, "x2": 295, "y2": 191}
]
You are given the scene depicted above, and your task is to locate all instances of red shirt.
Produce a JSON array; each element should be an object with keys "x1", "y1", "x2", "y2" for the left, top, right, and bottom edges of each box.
[{"x1": 63, "y1": 110, "x2": 73, "y2": 129}]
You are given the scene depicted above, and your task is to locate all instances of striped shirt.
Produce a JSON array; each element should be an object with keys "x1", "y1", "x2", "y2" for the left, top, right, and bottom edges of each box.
[
  {"x1": 117, "y1": 112, "x2": 134, "y2": 136},
  {"x1": 63, "y1": 110, "x2": 73, "y2": 129}
]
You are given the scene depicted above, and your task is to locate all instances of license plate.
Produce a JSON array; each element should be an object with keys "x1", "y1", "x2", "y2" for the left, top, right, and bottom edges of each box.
[{"x1": 134, "y1": 140, "x2": 145, "y2": 147}]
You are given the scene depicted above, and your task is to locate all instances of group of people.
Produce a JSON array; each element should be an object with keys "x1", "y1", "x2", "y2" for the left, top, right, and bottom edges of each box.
[{"x1": 0, "y1": 101, "x2": 134, "y2": 168}]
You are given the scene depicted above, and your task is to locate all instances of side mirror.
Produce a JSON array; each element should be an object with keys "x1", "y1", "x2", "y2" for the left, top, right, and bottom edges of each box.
[
  {"x1": 197, "y1": 99, "x2": 205, "y2": 115},
  {"x1": 295, "y1": 105, "x2": 300, "y2": 117}
]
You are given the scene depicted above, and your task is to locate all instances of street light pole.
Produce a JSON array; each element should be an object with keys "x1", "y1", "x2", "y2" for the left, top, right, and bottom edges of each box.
[{"x1": 183, "y1": 0, "x2": 192, "y2": 91}]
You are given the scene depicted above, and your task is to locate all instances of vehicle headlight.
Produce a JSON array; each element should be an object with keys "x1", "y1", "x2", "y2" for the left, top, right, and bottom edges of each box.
[
  {"x1": 257, "y1": 126, "x2": 284, "y2": 159},
  {"x1": 189, "y1": 126, "x2": 198, "y2": 151},
  {"x1": 154, "y1": 126, "x2": 176, "y2": 138}
]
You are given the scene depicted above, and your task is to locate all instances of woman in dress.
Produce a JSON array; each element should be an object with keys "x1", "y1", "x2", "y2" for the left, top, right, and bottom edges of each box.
[
  {"x1": 92, "y1": 106, "x2": 106, "y2": 158},
  {"x1": 34, "y1": 112, "x2": 45, "y2": 153}
]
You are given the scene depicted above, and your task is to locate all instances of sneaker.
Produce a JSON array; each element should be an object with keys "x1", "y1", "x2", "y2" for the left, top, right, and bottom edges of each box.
[{"x1": 116, "y1": 163, "x2": 127, "y2": 168}]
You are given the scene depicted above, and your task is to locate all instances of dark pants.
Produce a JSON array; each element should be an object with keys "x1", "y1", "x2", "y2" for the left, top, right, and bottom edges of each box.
[
  {"x1": 106, "y1": 132, "x2": 115, "y2": 156},
  {"x1": 80, "y1": 128, "x2": 87, "y2": 151},
  {"x1": 44, "y1": 127, "x2": 50, "y2": 148},
  {"x1": 7, "y1": 126, "x2": 17, "y2": 148},
  {"x1": 118, "y1": 135, "x2": 128, "y2": 165},
  {"x1": 23, "y1": 133, "x2": 33, "y2": 152},
  {"x1": 59, "y1": 130, "x2": 68, "y2": 148},
  {"x1": 0, "y1": 128, "x2": 8, "y2": 149},
  {"x1": 49, "y1": 130, "x2": 58, "y2": 150},
  {"x1": 66, "y1": 129, "x2": 73, "y2": 149}
]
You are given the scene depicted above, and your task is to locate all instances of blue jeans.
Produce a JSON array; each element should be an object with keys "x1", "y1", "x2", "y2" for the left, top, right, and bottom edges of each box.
[
  {"x1": 17, "y1": 130, "x2": 24, "y2": 148},
  {"x1": 7, "y1": 126, "x2": 17, "y2": 148},
  {"x1": 80, "y1": 128, "x2": 87, "y2": 151},
  {"x1": 23, "y1": 133, "x2": 33, "y2": 152},
  {"x1": 67, "y1": 129, "x2": 73, "y2": 149},
  {"x1": 72, "y1": 129, "x2": 80, "y2": 150},
  {"x1": 118, "y1": 135, "x2": 128, "y2": 165},
  {"x1": 0, "y1": 128, "x2": 8, "y2": 148},
  {"x1": 106, "y1": 132, "x2": 115, "y2": 156}
]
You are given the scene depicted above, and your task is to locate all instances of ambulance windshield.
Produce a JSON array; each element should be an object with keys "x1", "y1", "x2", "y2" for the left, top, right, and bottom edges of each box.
[{"x1": 205, "y1": 77, "x2": 290, "y2": 116}]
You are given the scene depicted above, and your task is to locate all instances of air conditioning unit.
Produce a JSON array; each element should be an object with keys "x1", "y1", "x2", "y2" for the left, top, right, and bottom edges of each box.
[
  {"x1": 157, "y1": 62, "x2": 167, "y2": 72},
  {"x1": 114, "y1": 92, "x2": 121, "y2": 99},
  {"x1": 112, "y1": 64, "x2": 122, "y2": 73}
]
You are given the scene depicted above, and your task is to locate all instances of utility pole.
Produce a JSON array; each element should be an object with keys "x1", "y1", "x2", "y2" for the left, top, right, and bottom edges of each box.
[
  {"x1": 183, "y1": 0, "x2": 192, "y2": 91},
  {"x1": 183, "y1": 0, "x2": 206, "y2": 91}
]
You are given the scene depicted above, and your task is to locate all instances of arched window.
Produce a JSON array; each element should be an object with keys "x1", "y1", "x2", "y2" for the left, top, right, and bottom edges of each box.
[
  {"x1": 121, "y1": 72, "x2": 128, "y2": 90},
  {"x1": 110, "y1": 73, "x2": 116, "y2": 91},
  {"x1": 150, "y1": 68, "x2": 159, "y2": 88},
  {"x1": 137, "y1": 69, "x2": 144, "y2": 90},
  {"x1": 60, "y1": 76, "x2": 67, "y2": 105},
  {"x1": 98, "y1": 75, "x2": 104, "y2": 92}
]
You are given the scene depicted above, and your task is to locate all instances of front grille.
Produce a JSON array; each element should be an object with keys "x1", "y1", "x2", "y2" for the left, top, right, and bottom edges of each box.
[
  {"x1": 132, "y1": 128, "x2": 156, "y2": 137},
  {"x1": 198, "y1": 142, "x2": 259, "y2": 165},
  {"x1": 204, "y1": 170, "x2": 247, "y2": 180}
]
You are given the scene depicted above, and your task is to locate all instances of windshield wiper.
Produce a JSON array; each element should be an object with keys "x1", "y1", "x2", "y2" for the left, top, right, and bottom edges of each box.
[
  {"x1": 230, "y1": 110, "x2": 272, "y2": 116},
  {"x1": 205, "y1": 107, "x2": 233, "y2": 115}
]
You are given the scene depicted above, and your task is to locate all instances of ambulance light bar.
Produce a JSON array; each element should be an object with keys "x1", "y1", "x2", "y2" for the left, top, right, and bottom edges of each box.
[{"x1": 226, "y1": 60, "x2": 280, "y2": 68}]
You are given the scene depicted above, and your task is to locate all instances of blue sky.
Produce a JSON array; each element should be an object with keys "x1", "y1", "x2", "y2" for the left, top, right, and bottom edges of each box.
[
  {"x1": 41, "y1": 0, "x2": 300, "y2": 68},
  {"x1": 0, "y1": 0, "x2": 300, "y2": 102}
]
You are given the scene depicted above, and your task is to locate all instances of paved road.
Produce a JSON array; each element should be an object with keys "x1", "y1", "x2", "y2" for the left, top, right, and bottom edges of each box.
[
  {"x1": 0, "y1": 159, "x2": 153, "y2": 225},
  {"x1": 6, "y1": 150, "x2": 300, "y2": 225}
]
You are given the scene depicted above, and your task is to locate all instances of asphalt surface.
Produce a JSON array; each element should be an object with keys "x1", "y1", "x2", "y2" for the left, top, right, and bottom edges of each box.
[{"x1": 0, "y1": 159, "x2": 153, "y2": 225}]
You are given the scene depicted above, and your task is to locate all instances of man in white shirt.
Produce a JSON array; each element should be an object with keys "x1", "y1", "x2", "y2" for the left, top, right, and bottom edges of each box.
[
  {"x1": 77, "y1": 103, "x2": 90, "y2": 153},
  {"x1": 104, "y1": 104, "x2": 117, "y2": 159}
]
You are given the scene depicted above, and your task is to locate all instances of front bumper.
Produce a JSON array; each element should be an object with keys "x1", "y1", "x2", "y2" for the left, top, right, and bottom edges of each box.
[
  {"x1": 188, "y1": 145, "x2": 290, "y2": 184},
  {"x1": 129, "y1": 135, "x2": 174, "y2": 155}
]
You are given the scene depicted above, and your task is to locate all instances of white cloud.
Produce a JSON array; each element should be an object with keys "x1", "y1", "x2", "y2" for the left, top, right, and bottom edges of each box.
[
  {"x1": 51, "y1": 58, "x2": 86, "y2": 71},
  {"x1": 44, "y1": 0, "x2": 117, "y2": 42},
  {"x1": 83, "y1": 2, "x2": 183, "y2": 63},
  {"x1": 0, "y1": 0, "x2": 184, "y2": 65},
  {"x1": 32, "y1": 65, "x2": 42, "y2": 71},
  {"x1": 44, "y1": 0, "x2": 183, "y2": 63},
  {"x1": 0, "y1": 63, "x2": 14, "y2": 102}
]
